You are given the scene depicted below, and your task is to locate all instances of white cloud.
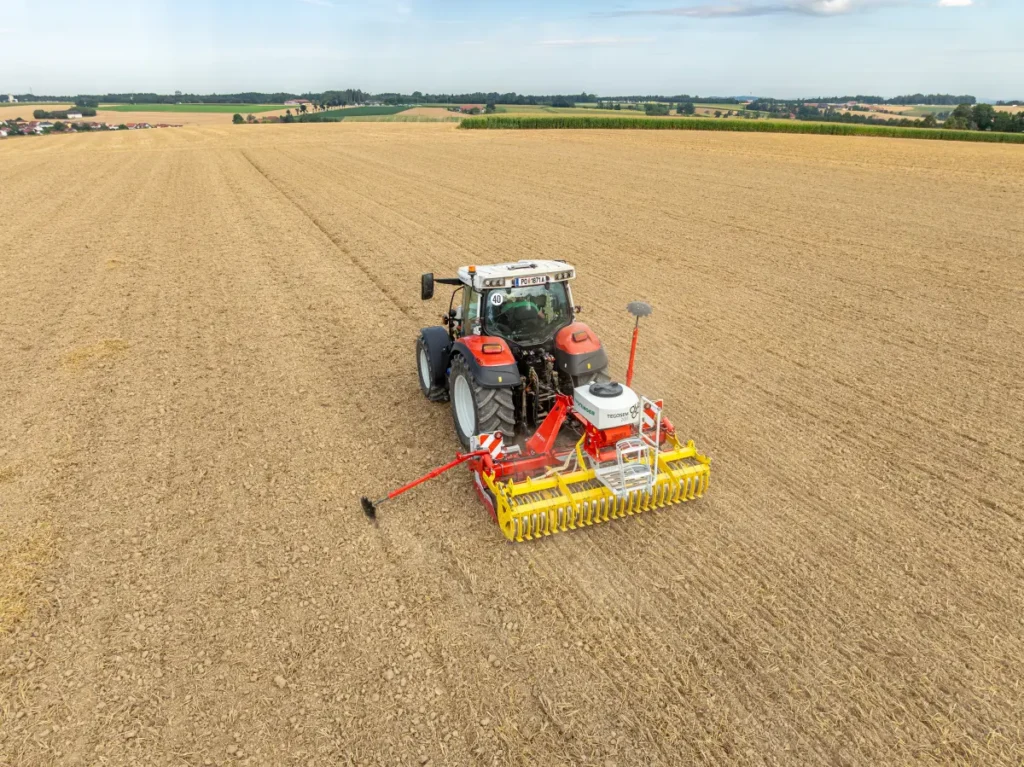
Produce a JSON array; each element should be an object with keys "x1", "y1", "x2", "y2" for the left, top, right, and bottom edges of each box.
[
  {"x1": 297, "y1": 0, "x2": 334, "y2": 7},
  {"x1": 606, "y1": 1, "x2": 913, "y2": 18},
  {"x1": 937, "y1": 0, "x2": 972, "y2": 6},
  {"x1": 537, "y1": 36, "x2": 657, "y2": 46}
]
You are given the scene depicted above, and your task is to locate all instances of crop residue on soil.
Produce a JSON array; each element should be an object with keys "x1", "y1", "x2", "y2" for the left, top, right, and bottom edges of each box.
[{"x1": 60, "y1": 339, "x2": 129, "y2": 370}]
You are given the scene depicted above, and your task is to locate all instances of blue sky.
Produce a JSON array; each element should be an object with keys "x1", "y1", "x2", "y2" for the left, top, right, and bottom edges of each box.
[{"x1": 1, "y1": 0, "x2": 1020, "y2": 98}]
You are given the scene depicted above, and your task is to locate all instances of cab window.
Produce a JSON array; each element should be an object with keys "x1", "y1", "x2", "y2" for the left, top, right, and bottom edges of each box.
[{"x1": 484, "y1": 281, "x2": 572, "y2": 346}]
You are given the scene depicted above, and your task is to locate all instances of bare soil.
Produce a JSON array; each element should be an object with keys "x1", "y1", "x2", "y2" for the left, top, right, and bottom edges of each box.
[{"x1": 1, "y1": 123, "x2": 1023, "y2": 766}]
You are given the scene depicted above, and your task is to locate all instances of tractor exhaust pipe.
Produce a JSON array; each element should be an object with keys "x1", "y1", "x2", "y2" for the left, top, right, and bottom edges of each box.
[{"x1": 625, "y1": 301, "x2": 652, "y2": 388}]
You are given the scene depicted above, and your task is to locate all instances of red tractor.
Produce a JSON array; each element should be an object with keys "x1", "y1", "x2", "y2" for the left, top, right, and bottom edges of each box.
[
  {"x1": 416, "y1": 260, "x2": 608, "y2": 449},
  {"x1": 361, "y1": 260, "x2": 710, "y2": 541}
]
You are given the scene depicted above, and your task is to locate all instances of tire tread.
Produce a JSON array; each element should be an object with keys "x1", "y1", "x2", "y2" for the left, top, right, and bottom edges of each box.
[{"x1": 449, "y1": 355, "x2": 516, "y2": 448}]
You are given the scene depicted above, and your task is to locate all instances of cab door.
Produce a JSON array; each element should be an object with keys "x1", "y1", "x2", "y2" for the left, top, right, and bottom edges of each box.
[{"x1": 462, "y1": 287, "x2": 482, "y2": 336}]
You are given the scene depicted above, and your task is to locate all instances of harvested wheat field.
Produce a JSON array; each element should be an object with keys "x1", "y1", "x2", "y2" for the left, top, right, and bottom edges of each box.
[
  {"x1": 1, "y1": 123, "x2": 1023, "y2": 766},
  {"x1": 86, "y1": 108, "x2": 301, "y2": 127},
  {"x1": 90, "y1": 109, "x2": 244, "y2": 126},
  {"x1": 400, "y1": 107, "x2": 463, "y2": 119}
]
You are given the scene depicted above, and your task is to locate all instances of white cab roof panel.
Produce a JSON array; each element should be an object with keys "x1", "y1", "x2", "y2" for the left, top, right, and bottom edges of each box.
[{"x1": 457, "y1": 260, "x2": 575, "y2": 291}]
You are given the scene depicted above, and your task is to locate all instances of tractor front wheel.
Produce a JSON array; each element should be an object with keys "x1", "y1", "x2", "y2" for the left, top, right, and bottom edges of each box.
[
  {"x1": 449, "y1": 354, "x2": 515, "y2": 450},
  {"x1": 417, "y1": 335, "x2": 448, "y2": 402}
]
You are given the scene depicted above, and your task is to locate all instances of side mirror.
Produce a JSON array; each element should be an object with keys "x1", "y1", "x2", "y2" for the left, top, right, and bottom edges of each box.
[
  {"x1": 421, "y1": 273, "x2": 434, "y2": 301},
  {"x1": 574, "y1": 305, "x2": 583, "y2": 314}
]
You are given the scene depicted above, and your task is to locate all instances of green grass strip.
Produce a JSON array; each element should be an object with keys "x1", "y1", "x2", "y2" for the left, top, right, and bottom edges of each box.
[
  {"x1": 459, "y1": 115, "x2": 1024, "y2": 144},
  {"x1": 307, "y1": 106, "x2": 410, "y2": 120}
]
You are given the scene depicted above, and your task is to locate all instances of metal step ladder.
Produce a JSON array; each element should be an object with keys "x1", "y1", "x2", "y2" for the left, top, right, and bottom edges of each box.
[
  {"x1": 592, "y1": 398, "x2": 663, "y2": 499},
  {"x1": 593, "y1": 437, "x2": 654, "y2": 498}
]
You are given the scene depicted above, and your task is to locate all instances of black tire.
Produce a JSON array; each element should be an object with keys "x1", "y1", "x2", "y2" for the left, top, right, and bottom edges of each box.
[
  {"x1": 449, "y1": 354, "x2": 515, "y2": 450},
  {"x1": 416, "y1": 335, "x2": 448, "y2": 402}
]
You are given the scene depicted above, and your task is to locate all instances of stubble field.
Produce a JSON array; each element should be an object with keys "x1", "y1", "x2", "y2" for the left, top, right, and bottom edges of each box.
[{"x1": 1, "y1": 123, "x2": 1023, "y2": 766}]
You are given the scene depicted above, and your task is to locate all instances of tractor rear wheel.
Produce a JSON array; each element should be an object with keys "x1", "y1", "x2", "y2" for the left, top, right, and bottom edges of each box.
[{"x1": 449, "y1": 354, "x2": 515, "y2": 450}]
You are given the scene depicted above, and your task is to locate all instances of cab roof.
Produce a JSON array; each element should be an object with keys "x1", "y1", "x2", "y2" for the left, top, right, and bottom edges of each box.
[{"x1": 457, "y1": 260, "x2": 576, "y2": 292}]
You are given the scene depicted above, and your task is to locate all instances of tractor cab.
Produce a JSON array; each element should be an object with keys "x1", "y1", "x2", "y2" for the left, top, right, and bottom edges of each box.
[
  {"x1": 422, "y1": 260, "x2": 577, "y2": 346},
  {"x1": 454, "y1": 261, "x2": 576, "y2": 347},
  {"x1": 418, "y1": 260, "x2": 608, "y2": 449}
]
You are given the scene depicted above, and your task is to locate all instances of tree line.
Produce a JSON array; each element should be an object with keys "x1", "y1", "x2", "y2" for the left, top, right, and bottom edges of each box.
[
  {"x1": 74, "y1": 92, "x2": 310, "y2": 105},
  {"x1": 34, "y1": 108, "x2": 97, "y2": 119},
  {"x1": 14, "y1": 92, "x2": 305, "y2": 104},
  {"x1": 944, "y1": 103, "x2": 1023, "y2": 133},
  {"x1": 13, "y1": 89, "x2": 602, "y2": 108},
  {"x1": 745, "y1": 100, "x2": 1023, "y2": 134},
  {"x1": 799, "y1": 94, "x2": 976, "y2": 106},
  {"x1": 372, "y1": 92, "x2": 598, "y2": 106},
  {"x1": 597, "y1": 95, "x2": 741, "y2": 105}
]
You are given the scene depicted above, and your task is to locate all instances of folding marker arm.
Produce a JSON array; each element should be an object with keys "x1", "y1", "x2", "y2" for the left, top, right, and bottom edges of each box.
[{"x1": 361, "y1": 450, "x2": 489, "y2": 520}]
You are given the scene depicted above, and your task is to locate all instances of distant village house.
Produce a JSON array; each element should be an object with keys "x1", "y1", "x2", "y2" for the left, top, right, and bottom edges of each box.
[{"x1": 1, "y1": 114, "x2": 179, "y2": 138}]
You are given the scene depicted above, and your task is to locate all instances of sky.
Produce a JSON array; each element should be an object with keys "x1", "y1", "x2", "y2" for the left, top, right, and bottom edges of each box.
[{"x1": 1, "y1": 0, "x2": 1020, "y2": 99}]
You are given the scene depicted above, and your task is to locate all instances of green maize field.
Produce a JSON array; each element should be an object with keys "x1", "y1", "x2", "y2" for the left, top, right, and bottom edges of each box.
[
  {"x1": 460, "y1": 115, "x2": 1024, "y2": 143},
  {"x1": 301, "y1": 106, "x2": 410, "y2": 121}
]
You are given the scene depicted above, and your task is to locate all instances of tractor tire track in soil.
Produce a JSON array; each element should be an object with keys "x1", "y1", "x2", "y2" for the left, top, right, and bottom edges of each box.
[
  {"x1": 1, "y1": 123, "x2": 1023, "y2": 766},
  {"x1": 238, "y1": 148, "x2": 413, "y2": 319}
]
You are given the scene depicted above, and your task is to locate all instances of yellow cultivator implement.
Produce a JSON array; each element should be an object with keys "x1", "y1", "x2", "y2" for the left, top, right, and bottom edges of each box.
[{"x1": 485, "y1": 437, "x2": 709, "y2": 542}]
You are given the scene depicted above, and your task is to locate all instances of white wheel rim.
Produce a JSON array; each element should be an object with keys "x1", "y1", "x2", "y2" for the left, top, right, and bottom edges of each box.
[
  {"x1": 453, "y1": 375, "x2": 475, "y2": 436},
  {"x1": 419, "y1": 349, "x2": 431, "y2": 390}
]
